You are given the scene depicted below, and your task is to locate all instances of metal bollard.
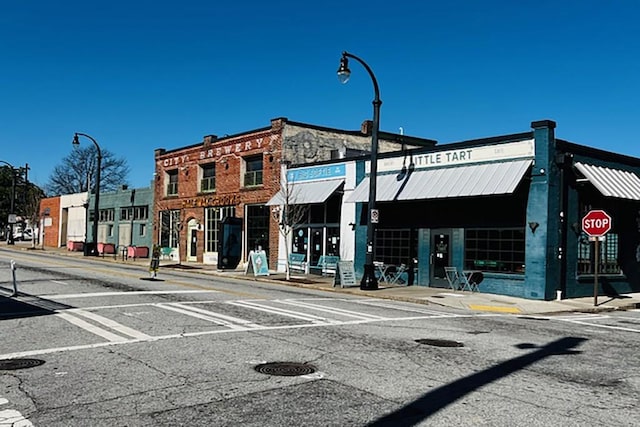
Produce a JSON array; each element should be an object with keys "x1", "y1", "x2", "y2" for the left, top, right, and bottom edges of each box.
[{"x1": 10, "y1": 260, "x2": 18, "y2": 296}]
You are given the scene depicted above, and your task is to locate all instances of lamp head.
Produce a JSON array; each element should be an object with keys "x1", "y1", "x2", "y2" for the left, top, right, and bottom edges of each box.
[
  {"x1": 337, "y1": 55, "x2": 351, "y2": 84},
  {"x1": 72, "y1": 133, "x2": 80, "y2": 147}
]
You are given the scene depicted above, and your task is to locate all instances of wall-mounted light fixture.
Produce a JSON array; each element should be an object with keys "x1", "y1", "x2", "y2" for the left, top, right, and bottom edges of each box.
[
  {"x1": 528, "y1": 221, "x2": 540, "y2": 233},
  {"x1": 348, "y1": 222, "x2": 356, "y2": 231}
]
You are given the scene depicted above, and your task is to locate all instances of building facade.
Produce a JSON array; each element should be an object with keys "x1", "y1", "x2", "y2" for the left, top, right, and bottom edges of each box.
[
  {"x1": 38, "y1": 192, "x2": 88, "y2": 248},
  {"x1": 342, "y1": 120, "x2": 640, "y2": 300},
  {"x1": 153, "y1": 117, "x2": 434, "y2": 269},
  {"x1": 86, "y1": 185, "x2": 154, "y2": 254}
]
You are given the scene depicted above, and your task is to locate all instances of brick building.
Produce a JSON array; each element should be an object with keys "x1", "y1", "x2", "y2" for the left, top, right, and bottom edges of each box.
[{"x1": 153, "y1": 117, "x2": 433, "y2": 269}]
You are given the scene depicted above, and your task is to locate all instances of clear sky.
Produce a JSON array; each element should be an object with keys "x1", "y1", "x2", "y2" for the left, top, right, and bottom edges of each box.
[{"x1": 2, "y1": 0, "x2": 639, "y2": 191}]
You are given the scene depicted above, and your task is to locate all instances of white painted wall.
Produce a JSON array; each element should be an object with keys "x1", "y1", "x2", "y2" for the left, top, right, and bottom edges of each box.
[{"x1": 60, "y1": 192, "x2": 88, "y2": 245}]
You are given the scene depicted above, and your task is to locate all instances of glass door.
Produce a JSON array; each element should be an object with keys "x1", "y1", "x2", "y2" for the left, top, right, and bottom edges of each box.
[{"x1": 430, "y1": 229, "x2": 451, "y2": 288}]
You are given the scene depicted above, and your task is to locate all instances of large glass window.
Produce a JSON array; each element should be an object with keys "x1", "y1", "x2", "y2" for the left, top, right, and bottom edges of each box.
[
  {"x1": 200, "y1": 164, "x2": 216, "y2": 193},
  {"x1": 159, "y1": 209, "x2": 181, "y2": 248},
  {"x1": 375, "y1": 229, "x2": 416, "y2": 266},
  {"x1": 243, "y1": 155, "x2": 263, "y2": 187},
  {"x1": 166, "y1": 170, "x2": 178, "y2": 196},
  {"x1": 577, "y1": 232, "x2": 621, "y2": 275},
  {"x1": 246, "y1": 204, "x2": 269, "y2": 254},
  {"x1": 464, "y1": 228, "x2": 525, "y2": 273},
  {"x1": 205, "y1": 206, "x2": 236, "y2": 252}
]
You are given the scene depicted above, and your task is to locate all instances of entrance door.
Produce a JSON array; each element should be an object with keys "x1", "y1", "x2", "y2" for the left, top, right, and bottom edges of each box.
[
  {"x1": 309, "y1": 228, "x2": 324, "y2": 268},
  {"x1": 430, "y1": 229, "x2": 452, "y2": 288},
  {"x1": 187, "y1": 219, "x2": 198, "y2": 262}
]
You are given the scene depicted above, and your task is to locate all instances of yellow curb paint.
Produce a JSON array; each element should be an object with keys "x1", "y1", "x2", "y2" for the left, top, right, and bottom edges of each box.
[{"x1": 469, "y1": 304, "x2": 521, "y2": 313}]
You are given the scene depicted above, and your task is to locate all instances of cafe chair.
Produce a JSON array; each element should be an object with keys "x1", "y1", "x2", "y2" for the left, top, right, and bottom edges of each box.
[
  {"x1": 444, "y1": 267, "x2": 461, "y2": 290},
  {"x1": 461, "y1": 271, "x2": 483, "y2": 292}
]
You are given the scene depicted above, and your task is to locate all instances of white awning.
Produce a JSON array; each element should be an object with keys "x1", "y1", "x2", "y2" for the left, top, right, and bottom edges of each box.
[
  {"x1": 575, "y1": 162, "x2": 640, "y2": 200},
  {"x1": 266, "y1": 179, "x2": 344, "y2": 206},
  {"x1": 346, "y1": 159, "x2": 532, "y2": 203}
]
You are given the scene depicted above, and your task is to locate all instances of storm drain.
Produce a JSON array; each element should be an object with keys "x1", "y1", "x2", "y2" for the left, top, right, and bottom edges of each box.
[
  {"x1": 254, "y1": 362, "x2": 316, "y2": 376},
  {"x1": 0, "y1": 358, "x2": 45, "y2": 371},
  {"x1": 415, "y1": 339, "x2": 464, "y2": 348}
]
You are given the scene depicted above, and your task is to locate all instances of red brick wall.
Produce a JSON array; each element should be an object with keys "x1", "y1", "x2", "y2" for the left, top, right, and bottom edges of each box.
[
  {"x1": 39, "y1": 196, "x2": 61, "y2": 248},
  {"x1": 154, "y1": 119, "x2": 284, "y2": 267}
]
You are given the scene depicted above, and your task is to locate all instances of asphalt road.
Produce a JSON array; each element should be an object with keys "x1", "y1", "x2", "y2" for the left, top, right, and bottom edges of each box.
[{"x1": 1, "y1": 249, "x2": 639, "y2": 426}]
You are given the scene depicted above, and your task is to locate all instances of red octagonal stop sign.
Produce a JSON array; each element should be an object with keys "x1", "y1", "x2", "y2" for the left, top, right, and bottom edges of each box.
[{"x1": 582, "y1": 209, "x2": 612, "y2": 237}]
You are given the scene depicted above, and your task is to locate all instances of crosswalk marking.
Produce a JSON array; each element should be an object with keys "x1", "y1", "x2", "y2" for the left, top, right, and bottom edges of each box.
[
  {"x1": 56, "y1": 312, "x2": 130, "y2": 342},
  {"x1": 156, "y1": 303, "x2": 262, "y2": 330},
  {"x1": 276, "y1": 299, "x2": 387, "y2": 321},
  {"x1": 69, "y1": 309, "x2": 152, "y2": 340},
  {"x1": 226, "y1": 300, "x2": 334, "y2": 324}
]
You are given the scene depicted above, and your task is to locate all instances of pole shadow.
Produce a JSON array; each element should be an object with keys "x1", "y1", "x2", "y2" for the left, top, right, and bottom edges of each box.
[{"x1": 367, "y1": 336, "x2": 587, "y2": 426}]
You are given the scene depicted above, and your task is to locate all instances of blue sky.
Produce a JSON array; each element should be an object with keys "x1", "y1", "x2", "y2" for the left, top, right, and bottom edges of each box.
[{"x1": 2, "y1": 1, "x2": 639, "y2": 191}]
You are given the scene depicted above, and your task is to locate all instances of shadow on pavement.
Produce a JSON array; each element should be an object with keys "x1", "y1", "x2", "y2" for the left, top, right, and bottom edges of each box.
[
  {"x1": 0, "y1": 292, "x2": 73, "y2": 320},
  {"x1": 367, "y1": 336, "x2": 588, "y2": 427}
]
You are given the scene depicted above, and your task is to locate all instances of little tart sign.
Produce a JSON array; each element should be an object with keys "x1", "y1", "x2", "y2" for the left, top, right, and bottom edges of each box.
[{"x1": 582, "y1": 210, "x2": 612, "y2": 237}]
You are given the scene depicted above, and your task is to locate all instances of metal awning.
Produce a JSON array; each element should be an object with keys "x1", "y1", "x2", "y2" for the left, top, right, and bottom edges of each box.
[
  {"x1": 346, "y1": 159, "x2": 532, "y2": 202},
  {"x1": 575, "y1": 162, "x2": 640, "y2": 200},
  {"x1": 266, "y1": 179, "x2": 344, "y2": 206}
]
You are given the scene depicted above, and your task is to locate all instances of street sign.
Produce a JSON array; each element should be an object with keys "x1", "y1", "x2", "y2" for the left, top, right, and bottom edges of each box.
[{"x1": 582, "y1": 209, "x2": 612, "y2": 237}]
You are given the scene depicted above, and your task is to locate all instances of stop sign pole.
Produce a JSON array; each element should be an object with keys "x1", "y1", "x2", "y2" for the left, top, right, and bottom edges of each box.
[{"x1": 582, "y1": 210, "x2": 612, "y2": 306}]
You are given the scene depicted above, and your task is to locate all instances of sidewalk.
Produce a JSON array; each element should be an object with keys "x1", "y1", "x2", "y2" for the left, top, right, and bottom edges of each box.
[{"x1": 4, "y1": 242, "x2": 640, "y2": 315}]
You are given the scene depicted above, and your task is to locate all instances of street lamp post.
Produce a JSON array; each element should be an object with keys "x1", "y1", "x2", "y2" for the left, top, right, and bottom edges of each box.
[
  {"x1": 73, "y1": 133, "x2": 102, "y2": 256},
  {"x1": 0, "y1": 160, "x2": 17, "y2": 245},
  {"x1": 337, "y1": 51, "x2": 381, "y2": 290}
]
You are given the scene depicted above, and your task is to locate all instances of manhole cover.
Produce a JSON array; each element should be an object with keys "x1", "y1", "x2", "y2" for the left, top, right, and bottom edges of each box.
[
  {"x1": 415, "y1": 339, "x2": 464, "y2": 347},
  {"x1": 254, "y1": 362, "x2": 316, "y2": 376},
  {"x1": 0, "y1": 358, "x2": 45, "y2": 370}
]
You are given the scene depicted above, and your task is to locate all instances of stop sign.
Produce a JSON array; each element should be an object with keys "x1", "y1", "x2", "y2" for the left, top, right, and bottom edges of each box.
[{"x1": 582, "y1": 210, "x2": 612, "y2": 237}]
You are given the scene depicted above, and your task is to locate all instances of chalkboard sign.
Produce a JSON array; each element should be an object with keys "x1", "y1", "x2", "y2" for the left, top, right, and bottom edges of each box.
[
  {"x1": 334, "y1": 261, "x2": 357, "y2": 288},
  {"x1": 246, "y1": 250, "x2": 270, "y2": 276}
]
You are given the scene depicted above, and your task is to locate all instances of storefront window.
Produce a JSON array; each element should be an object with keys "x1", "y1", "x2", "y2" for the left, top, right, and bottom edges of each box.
[
  {"x1": 246, "y1": 204, "x2": 269, "y2": 255},
  {"x1": 464, "y1": 228, "x2": 525, "y2": 273},
  {"x1": 159, "y1": 209, "x2": 180, "y2": 248},
  {"x1": 205, "y1": 206, "x2": 236, "y2": 252},
  {"x1": 577, "y1": 232, "x2": 621, "y2": 275},
  {"x1": 375, "y1": 228, "x2": 416, "y2": 265}
]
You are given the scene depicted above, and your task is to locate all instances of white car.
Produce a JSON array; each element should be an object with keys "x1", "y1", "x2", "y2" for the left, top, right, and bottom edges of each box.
[{"x1": 14, "y1": 228, "x2": 33, "y2": 241}]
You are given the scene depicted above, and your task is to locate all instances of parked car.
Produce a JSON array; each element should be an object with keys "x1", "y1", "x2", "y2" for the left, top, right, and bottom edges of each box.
[{"x1": 14, "y1": 228, "x2": 33, "y2": 241}]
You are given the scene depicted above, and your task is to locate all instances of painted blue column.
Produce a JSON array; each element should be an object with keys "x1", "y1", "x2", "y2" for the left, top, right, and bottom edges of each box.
[{"x1": 525, "y1": 120, "x2": 562, "y2": 300}]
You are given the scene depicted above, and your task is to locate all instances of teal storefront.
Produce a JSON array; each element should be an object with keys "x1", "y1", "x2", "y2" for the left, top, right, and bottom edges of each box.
[{"x1": 347, "y1": 120, "x2": 640, "y2": 300}]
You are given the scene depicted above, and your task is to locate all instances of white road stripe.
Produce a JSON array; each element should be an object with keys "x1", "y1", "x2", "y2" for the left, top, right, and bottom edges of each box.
[
  {"x1": 165, "y1": 303, "x2": 263, "y2": 328},
  {"x1": 227, "y1": 300, "x2": 333, "y2": 323},
  {"x1": 277, "y1": 299, "x2": 386, "y2": 320},
  {"x1": 55, "y1": 312, "x2": 129, "y2": 342},
  {"x1": 45, "y1": 290, "x2": 220, "y2": 299},
  {"x1": 156, "y1": 304, "x2": 260, "y2": 330},
  {"x1": 559, "y1": 319, "x2": 640, "y2": 333},
  {"x1": 69, "y1": 309, "x2": 152, "y2": 340},
  {"x1": 351, "y1": 299, "x2": 462, "y2": 316},
  {"x1": 0, "y1": 313, "x2": 482, "y2": 360}
]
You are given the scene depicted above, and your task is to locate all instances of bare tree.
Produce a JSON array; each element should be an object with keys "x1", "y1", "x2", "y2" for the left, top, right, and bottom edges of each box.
[
  {"x1": 271, "y1": 177, "x2": 308, "y2": 281},
  {"x1": 46, "y1": 145, "x2": 130, "y2": 195}
]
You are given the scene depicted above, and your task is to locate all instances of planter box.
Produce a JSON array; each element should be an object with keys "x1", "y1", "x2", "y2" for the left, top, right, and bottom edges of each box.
[
  {"x1": 127, "y1": 246, "x2": 149, "y2": 259},
  {"x1": 67, "y1": 241, "x2": 84, "y2": 251},
  {"x1": 98, "y1": 242, "x2": 116, "y2": 255}
]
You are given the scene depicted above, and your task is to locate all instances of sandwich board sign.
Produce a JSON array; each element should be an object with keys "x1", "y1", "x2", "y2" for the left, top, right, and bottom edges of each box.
[
  {"x1": 334, "y1": 261, "x2": 357, "y2": 288},
  {"x1": 246, "y1": 250, "x2": 269, "y2": 276}
]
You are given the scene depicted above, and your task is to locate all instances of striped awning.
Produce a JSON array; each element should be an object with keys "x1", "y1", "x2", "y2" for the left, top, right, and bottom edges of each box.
[
  {"x1": 346, "y1": 159, "x2": 532, "y2": 203},
  {"x1": 266, "y1": 179, "x2": 344, "y2": 206},
  {"x1": 575, "y1": 162, "x2": 640, "y2": 200}
]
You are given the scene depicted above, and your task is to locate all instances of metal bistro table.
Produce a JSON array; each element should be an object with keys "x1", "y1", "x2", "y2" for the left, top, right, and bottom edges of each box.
[{"x1": 460, "y1": 270, "x2": 482, "y2": 292}]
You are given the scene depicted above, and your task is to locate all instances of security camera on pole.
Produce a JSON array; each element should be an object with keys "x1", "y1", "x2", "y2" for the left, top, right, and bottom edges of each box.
[{"x1": 581, "y1": 209, "x2": 612, "y2": 306}]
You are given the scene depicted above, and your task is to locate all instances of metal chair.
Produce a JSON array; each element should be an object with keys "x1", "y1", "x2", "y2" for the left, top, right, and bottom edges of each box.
[
  {"x1": 444, "y1": 267, "x2": 461, "y2": 290},
  {"x1": 460, "y1": 271, "x2": 483, "y2": 292}
]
